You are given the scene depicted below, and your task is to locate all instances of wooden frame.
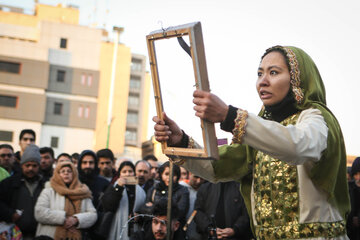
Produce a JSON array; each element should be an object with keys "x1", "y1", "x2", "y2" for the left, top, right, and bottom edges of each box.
[{"x1": 146, "y1": 22, "x2": 218, "y2": 160}]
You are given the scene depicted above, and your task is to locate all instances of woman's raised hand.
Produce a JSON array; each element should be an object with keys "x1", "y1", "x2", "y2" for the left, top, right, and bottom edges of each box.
[
  {"x1": 193, "y1": 90, "x2": 228, "y2": 123},
  {"x1": 153, "y1": 112, "x2": 183, "y2": 146}
]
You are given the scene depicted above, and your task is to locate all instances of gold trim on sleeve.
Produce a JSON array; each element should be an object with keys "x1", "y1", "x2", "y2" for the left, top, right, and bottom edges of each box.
[{"x1": 232, "y1": 109, "x2": 248, "y2": 144}]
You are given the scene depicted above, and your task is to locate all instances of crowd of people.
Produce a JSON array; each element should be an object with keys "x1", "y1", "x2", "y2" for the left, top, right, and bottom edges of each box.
[{"x1": 0, "y1": 129, "x2": 253, "y2": 240}]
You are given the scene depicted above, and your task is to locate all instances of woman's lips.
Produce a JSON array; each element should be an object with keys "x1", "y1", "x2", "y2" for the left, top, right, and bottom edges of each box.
[{"x1": 260, "y1": 90, "x2": 272, "y2": 99}]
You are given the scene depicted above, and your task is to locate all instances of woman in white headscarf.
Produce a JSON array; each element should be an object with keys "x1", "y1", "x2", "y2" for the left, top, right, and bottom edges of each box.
[{"x1": 35, "y1": 161, "x2": 97, "y2": 240}]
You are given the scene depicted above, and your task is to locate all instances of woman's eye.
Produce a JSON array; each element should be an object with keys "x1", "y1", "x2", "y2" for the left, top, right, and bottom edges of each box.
[
  {"x1": 257, "y1": 72, "x2": 262, "y2": 77},
  {"x1": 270, "y1": 70, "x2": 277, "y2": 75}
]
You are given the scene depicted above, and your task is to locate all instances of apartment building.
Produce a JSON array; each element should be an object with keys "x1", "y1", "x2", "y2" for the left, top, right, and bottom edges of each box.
[{"x1": 0, "y1": 3, "x2": 150, "y2": 159}]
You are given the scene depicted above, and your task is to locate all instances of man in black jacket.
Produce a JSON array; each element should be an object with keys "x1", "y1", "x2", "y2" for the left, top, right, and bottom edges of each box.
[
  {"x1": 0, "y1": 144, "x2": 46, "y2": 240},
  {"x1": 194, "y1": 181, "x2": 253, "y2": 240},
  {"x1": 77, "y1": 150, "x2": 109, "y2": 207}
]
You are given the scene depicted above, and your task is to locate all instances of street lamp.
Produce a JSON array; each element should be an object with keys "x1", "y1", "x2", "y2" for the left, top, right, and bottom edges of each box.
[{"x1": 106, "y1": 26, "x2": 124, "y2": 148}]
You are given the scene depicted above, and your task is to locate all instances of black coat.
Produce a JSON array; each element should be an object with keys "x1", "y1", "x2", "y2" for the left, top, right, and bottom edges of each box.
[
  {"x1": 194, "y1": 181, "x2": 252, "y2": 240},
  {"x1": 347, "y1": 181, "x2": 360, "y2": 240},
  {"x1": 144, "y1": 181, "x2": 189, "y2": 225},
  {"x1": 0, "y1": 173, "x2": 46, "y2": 236},
  {"x1": 80, "y1": 174, "x2": 109, "y2": 208}
]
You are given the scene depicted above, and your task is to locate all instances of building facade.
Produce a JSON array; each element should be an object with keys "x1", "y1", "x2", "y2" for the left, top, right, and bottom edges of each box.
[{"x1": 0, "y1": 3, "x2": 150, "y2": 159}]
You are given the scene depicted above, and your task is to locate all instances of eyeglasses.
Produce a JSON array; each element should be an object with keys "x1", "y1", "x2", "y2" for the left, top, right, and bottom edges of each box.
[
  {"x1": 22, "y1": 137, "x2": 35, "y2": 142},
  {"x1": 59, "y1": 169, "x2": 73, "y2": 174},
  {"x1": 0, "y1": 153, "x2": 13, "y2": 158}
]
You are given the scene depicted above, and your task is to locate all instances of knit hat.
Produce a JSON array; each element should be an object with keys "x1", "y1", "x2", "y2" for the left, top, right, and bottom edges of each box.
[{"x1": 21, "y1": 144, "x2": 41, "y2": 165}]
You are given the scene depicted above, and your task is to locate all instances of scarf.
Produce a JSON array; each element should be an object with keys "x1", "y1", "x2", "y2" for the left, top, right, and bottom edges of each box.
[{"x1": 51, "y1": 162, "x2": 92, "y2": 240}]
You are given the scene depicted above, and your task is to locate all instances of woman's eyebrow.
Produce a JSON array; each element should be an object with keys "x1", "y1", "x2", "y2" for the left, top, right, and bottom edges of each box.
[{"x1": 258, "y1": 65, "x2": 283, "y2": 71}]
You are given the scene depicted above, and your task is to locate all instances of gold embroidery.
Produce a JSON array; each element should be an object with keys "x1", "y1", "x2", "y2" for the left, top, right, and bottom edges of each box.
[
  {"x1": 253, "y1": 113, "x2": 345, "y2": 239},
  {"x1": 255, "y1": 221, "x2": 346, "y2": 240},
  {"x1": 265, "y1": 46, "x2": 304, "y2": 104},
  {"x1": 188, "y1": 137, "x2": 195, "y2": 149},
  {"x1": 232, "y1": 109, "x2": 248, "y2": 144},
  {"x1": 282, "y1": 47, "x2": 304, "y2": 104}
]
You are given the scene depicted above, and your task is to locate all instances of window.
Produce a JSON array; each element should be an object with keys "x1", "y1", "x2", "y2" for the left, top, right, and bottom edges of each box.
[
  {"x1": 125, "y1": 129, "x2": 137, "y2": 142},
  {"x1": 87, "y1": 74, "x2": 93, "y2": 86},
  {"x1": 50, "y1": 136, "x2": 59, "y2": 148},
  {"x1": 56, "y1": 70, "x2": 65, "y2": 82},
  {"x1": 54, "y1": 102, "x2": 63, "y2": 115},
  {"x1": 78, "y1": 105, "x2": 83, "y2": 117},
  {"x1": 129, "y1": 76, "x2": 141, "y2": 90},
  {"x1": 0, "y1": 130, "x2": 13, "y2": 142},
  {"x1": 81, "y1": 73, "x2": 86, "y2": 85},
  {"x1": 60, "y1": 38, "x2": 67, "y2": 49},
  {"x1": 131, "y1": 59, "x2": 142, "y2": 72},
  {"x1": 84, "y1": 106, "x2": 90, "y2": 118},
  {"x1": 0, "y1": 95, "x2": 17, "y2": 108},
  {"x1": 127, "y1": 111, "x2": 138, "y2": 124},
  {"x1": 128, "y1": 94, "x2": 139, "y2": 107},
  {"x1": 0, "y1": 61, "x2": 20, "y2": 74}
]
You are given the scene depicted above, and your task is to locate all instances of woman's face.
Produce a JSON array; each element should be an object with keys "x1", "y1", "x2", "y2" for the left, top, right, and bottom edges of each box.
[
  {"x1": 120, "y1": 165, "x2": 135, "y2": 177},
  {"x1": 256, "y1": 51, "x2": 291, "y2": 106},
  {"x1": 59, "y1": 166, "x2": 73, "y2": 184},
  {"x1": 161, "y1": 167, "x2": 178, "y2": 186}
]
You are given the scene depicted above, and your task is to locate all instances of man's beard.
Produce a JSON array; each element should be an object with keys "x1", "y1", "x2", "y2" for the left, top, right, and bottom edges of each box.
[
  {"x1": 82, "y1": 168, "x2": 94, "y2": 176},
  {"x1": 138, "y1": 176, "x2": 145, "y2": 185},
  {"x1": 101, "y1": 167, "x2": 112, "y2": 177},
  {"x1": 23, "y1": 172, "x2": 39, "y2": 182},
  {"x1": 154, "y1": 230, "x2": 166, "y2": 240},
  {"x1": 41, "y1": 165, "x2": 52, "y2": 172}
]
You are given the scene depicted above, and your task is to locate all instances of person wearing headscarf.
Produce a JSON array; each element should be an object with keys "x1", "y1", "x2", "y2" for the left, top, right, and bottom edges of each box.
[
  {"x1": 101, "y1": 161, "x2": 146, "y2": 240},
  {"x1": 153, "y1": 46, "x2": 350, "y2": 239},
  {"x1": 143, "y1": 161, "x2": 189, "y2": 227},
  {"x1": 35, "y1": 161, "x2": 97, "y2": 240}
]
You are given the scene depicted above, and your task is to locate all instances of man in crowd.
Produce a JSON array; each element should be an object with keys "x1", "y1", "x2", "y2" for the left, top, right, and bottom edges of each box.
[
  {"x1": 71, "y1": 152, "x2": 79, "y2": 167},
  {"x1": 96, "y1": 148, "x2": 116, "y2": 182},
  {"x1": 130, "y1": 198, "x2": 184, "y2": 240},
  {"x1": 347, "y1": 157, "x2": 360, "y2": 239},
  {"x1": 77, "y1": 150, "x2": 109, "y2": 207},
  {"x1": 144, "y1": 154, "x2": 160, "y2": 180},
  {"x1": 39, "y1": 147, "x2": 55, "y2": 181},
  {"x1": 0, "y1": 144, "x2": 46, "y2": 240},
  {"x1": 0, "y1": 144, "x2": 19, "y2": 176},
  {"x1": 135, "y1": 160, "x2": 154, "y2": 194},
  {"x1": 180, "y1": 172, "x2": 205, "y2": 240},
  {"x1": 56, "y1": 152, "x2": 73, "y2": 165},
  {"x1": 14, "y1": 129, "x2": 36, "y2": 162},
  {"x1": 194, "y1": 181, "x2": 253, "y2": 240}
]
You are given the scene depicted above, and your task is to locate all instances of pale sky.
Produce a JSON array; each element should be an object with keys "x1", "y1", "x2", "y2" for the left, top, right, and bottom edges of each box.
[{"x1": 2, "y1": 0, "x2": 360, "y2": 156}]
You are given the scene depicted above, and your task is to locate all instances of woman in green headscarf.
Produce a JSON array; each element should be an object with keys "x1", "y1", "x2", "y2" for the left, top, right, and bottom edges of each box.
[{"x1": 153, "y1": 46, "x2": 350, "y2": 240}]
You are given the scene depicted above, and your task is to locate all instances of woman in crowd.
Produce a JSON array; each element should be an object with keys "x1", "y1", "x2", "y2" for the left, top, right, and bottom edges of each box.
[
  {"x1": 101, "y1": 161, "x2": 146, "y2": 240},
  {"x1": 144, "y1": 161, "x2": 189, "y2": 227},
  {"x1": 35, "y1": 161, "x2": 97, "y2": 240},
  {"x1": 153, "y1": 46, "x2": 350, "y2": 239}
]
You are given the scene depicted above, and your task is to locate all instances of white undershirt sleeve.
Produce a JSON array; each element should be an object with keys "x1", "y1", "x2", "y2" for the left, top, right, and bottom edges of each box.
[{"x1": 243, "y1": 108, "x2": 328, "y2": 165}]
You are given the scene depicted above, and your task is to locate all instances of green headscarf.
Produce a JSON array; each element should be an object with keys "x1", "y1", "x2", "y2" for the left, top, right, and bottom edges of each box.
[{"x1": 213, "y1": 45, "x2": 350, "y2": 220}]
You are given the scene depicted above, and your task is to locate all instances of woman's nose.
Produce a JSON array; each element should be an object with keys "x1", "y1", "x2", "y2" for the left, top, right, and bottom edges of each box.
[{"x1": 258, "y1": 74, "x2": 269, "y2": 87}]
